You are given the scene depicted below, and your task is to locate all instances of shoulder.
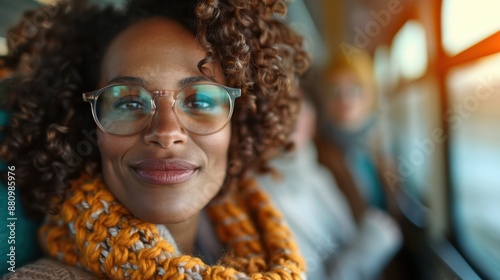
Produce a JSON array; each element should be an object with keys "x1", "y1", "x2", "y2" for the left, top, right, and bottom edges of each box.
[{"x1": 2, "y1": 258, "x2": 98, "y2": 280}]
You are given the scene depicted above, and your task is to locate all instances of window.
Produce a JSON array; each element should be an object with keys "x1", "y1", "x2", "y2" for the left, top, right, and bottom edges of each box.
[
  {"x1": 390, "y1": 20, "x2": 428, "y2": 81},
  {"x1": 447, "y1": 53, "x2": 500, "y2": 279},
  {"x1": 385, "y1": 80, "x2": 443, "y2": 202},
  {"x1": 379, "y1": 1, "x2": 500, "y2": 277},
  {"x1": 380, "y1": 21, "x2": 442, "y2": 203},
  {"x1": 442, "y1": 0, "x2": 500, "y2": 55},
  {"x1": 0, "y1": 37, "x2": 6, "y2": 56}
]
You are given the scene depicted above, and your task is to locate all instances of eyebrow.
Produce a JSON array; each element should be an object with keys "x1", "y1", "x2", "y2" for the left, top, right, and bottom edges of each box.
[
  {"x1": 107, "y1": 76, "x2": 146, "y2": 86},
  {"x1": 106, "y1": 75, "x2": 217, "y2": 89},
  {"x1": 178, "y1": 76, "x2": 217, "y2": 87}
]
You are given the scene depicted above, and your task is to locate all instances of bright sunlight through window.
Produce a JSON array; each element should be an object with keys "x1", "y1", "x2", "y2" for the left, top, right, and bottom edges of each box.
[
  {"x1": 0, "y1": 36, "x2": 7, "y2": 56},
  {"x1": 390, "y1": 20, "x2": 427, "y2": 81},
  {"x1": 442, "y1": 0, "x2": 500, "y2": 56}
]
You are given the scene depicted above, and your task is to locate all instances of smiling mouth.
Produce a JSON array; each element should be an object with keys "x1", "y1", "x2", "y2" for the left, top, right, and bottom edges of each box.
[
  {"x1": 133, "y1": 168, "x2": 198, "y2": 185},
  {"x1": 131, "y1": 159, "x2": 199, "y2": 185}
]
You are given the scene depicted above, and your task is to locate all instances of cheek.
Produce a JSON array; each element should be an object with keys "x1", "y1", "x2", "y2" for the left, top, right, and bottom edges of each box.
[
  {"x1": 97, "y1": 130, "x2": 124, "y2": 162},
  {"x1": 327, "y1": 100, "x2": 345, "y2": 118},
  {"x1": 192, "y1": 126, "x2": 231, "y2": 197},
  {"x1": 362, "y1": 92, "x2": 375, "y2": 111},
  {"x1": 202, "y1": 127, "x2": 231, "y2": 170},
  {"x1": 96, "y1": 130, "x2": 135, "y2": 184}
]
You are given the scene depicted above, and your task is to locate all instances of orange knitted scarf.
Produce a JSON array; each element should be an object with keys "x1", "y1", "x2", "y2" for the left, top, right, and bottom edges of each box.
[{"x1": 39, "y1": 174, "x2": 306, "y2": 279}]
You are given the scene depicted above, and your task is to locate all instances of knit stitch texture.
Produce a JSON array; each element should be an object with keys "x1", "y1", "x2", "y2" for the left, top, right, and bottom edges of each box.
[{"x1": 38, "y1": 174, "x2": 306, "y2": 279}]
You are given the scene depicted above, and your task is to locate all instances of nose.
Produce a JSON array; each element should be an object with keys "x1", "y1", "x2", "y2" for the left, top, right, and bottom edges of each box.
[{"x1": 143, "y1": 97, "x2": 188, "y2": 148}]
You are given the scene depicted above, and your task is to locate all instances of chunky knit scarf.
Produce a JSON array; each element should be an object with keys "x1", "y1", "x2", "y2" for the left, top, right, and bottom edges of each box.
[{"x1": 39, "y1": 174, "x2": 306, "y2": 279}]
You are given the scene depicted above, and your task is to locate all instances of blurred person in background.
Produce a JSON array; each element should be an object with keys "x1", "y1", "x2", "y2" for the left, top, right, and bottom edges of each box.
[
  {"x1": 314, "y1": 50, "x2": 411, "y2": 278},
  {"x1": 314, "y1": 51, "x2": 400, "y2": 222},
  {"x1": 256, "y1": 78, "x2": 402, "y2": 279}
]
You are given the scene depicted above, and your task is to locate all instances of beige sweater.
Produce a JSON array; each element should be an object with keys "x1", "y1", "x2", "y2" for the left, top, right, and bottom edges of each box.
[{"x1": 2, "y1": 258, "x2": 98, "y2": 280}]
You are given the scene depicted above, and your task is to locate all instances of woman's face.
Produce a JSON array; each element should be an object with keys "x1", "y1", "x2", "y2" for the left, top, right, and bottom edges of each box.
[
  {"x1": 97, "y1": 18, "x2": 230, "y2": 224},
  {"x1": 325, "y1": 69, "x2": 374, "y2": 131}
]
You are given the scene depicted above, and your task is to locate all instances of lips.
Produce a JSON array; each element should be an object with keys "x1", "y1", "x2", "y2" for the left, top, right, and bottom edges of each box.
[{"x1": 132, "y1": 159, "x2": 198, "y2": 185}]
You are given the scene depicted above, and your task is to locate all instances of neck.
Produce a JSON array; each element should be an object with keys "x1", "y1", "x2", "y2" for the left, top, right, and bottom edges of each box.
[
  {"x1": 166, "y1": 213, "x2": 200, "y2": 254},
  {"x1": 322, "y1": 117, "x2": 375, "y2": 148}
]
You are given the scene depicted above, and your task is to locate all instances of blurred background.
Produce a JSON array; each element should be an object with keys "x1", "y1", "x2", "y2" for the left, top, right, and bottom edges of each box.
[
  {"x1": 291, "y1": 1, "x2": 500, "y2": 279},
  {"x1": 1, "y1": 0, "x2": 499, "y2": 279}
]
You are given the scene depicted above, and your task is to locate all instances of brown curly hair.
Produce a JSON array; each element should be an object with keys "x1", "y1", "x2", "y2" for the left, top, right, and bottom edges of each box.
[{"x1": 0, "y1": 0, "x2": 310, "y2": 219}]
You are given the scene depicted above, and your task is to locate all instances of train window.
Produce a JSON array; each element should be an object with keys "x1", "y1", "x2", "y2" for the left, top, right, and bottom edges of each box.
[
  {"x1": 0, "y1": 37, "x2": 6, "y2": 56},
  {"x1": 442, "y1": 0, "x2": 500, "y2": 55},
  {"x1": 447, "y1": 52, "x2": 500, "y2": 279},
  {"x1": 390, "y1": 20, "x2": 427, "y2": 81},
  {"x1": 384, "y1": 78, "x2": 443, "y2": 204},
  {"x1": 376, "y1": 2, "x2": 500, "y2": 275},
  {"x1": 378, "y1": 21, "x2": 443, "y2": 204}
]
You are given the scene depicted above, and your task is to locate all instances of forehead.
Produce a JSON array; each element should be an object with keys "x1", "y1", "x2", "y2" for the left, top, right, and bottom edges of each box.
[
  {"x1": 112, "y1": 17, "x2": 196, "y2": 47},
  {"x1": 99, "y1": 17, "x2": 206, "y2": 85}
]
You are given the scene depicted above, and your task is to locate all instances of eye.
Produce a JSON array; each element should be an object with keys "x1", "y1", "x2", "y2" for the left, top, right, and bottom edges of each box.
[
  {"x1": 113, "y1": 96, "x2": 147, "y2": 111},
  {"x1": 182, "y1": 93, "x2": 217, "y2": 112}
]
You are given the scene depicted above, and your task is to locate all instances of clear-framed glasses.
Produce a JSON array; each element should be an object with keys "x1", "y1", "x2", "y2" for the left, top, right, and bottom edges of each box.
[
  {"x1": 328, "y1": 84, "x2": 363, "y2": 100},
  {"x1": 82, "y1": 82, "x2": 241, "y2": 136}
]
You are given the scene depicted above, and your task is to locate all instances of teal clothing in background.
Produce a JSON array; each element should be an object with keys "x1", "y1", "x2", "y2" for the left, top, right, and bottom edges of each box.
[
  {"x1": 0, "y1": 83, "x2": 42, "y2": 276},
  {"x1": 324, "y1": 119, "x2": 387, "y2": 210}
]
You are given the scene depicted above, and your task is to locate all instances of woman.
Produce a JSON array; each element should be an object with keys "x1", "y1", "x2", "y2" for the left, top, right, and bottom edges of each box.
[
  {"x1": 315, "y1": 51, "x2": 399, "y2": 219},
  {"x1": 0, "y1": 0, "x2": 310, "y2": 278},
  {"x1": 313, "y1": 52, "x2": 405, "y2": 278},
  {"x1": 257, "y1": 85, "x2": 402, "y2": 280}
]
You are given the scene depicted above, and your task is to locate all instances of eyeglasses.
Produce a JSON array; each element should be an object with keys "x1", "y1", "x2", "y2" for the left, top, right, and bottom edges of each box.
[
  {"x1": 82, "y1": 82, "x2": 241, "y2": 136},
  {"x1": 328, "y1": 84, "x2": 363, "y2": 100}
]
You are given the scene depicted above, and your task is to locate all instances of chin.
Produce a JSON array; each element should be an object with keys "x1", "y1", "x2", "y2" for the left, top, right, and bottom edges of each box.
[{"x1": 131, "y1": 202, "x2": 200, "y2": 225}]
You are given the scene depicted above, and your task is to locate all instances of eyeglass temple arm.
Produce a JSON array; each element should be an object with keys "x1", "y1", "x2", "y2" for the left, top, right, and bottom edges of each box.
[
  {"x1": 227, "y1": 88, "x2": 241, "y2": 99},
  {"x1": 82, "y1": 90, "x2": 98, "y2": 102}
]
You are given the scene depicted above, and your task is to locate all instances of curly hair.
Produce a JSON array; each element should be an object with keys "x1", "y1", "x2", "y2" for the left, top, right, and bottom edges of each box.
[{"x1": 0, "y1": 0, "x2": 310, "y2": 219}]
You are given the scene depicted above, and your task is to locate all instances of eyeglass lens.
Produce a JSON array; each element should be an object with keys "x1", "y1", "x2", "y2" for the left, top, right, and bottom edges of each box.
[{"x1": 328, "y1": 84, "x2": 363, "y2": 100}]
